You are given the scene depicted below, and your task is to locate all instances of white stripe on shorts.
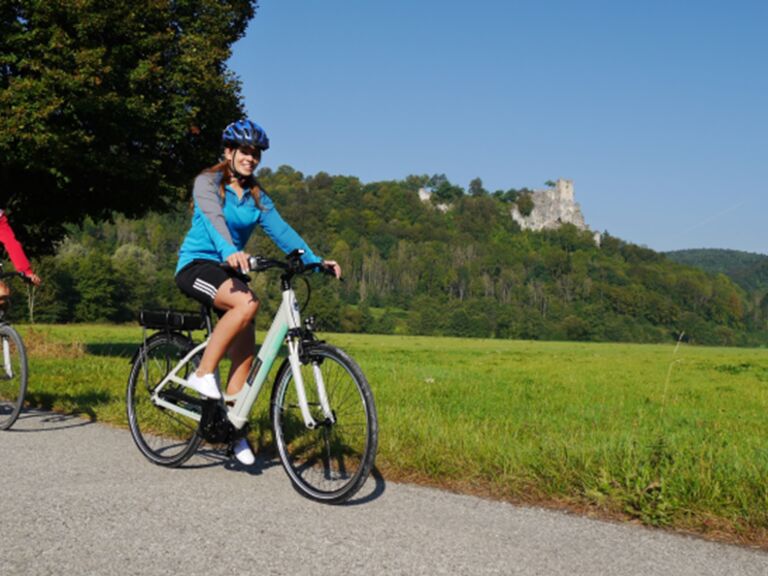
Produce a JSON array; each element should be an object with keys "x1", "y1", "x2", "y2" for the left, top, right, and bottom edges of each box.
[{"x1": 193, "y1": 278, "x2": 217, "y2": 299}]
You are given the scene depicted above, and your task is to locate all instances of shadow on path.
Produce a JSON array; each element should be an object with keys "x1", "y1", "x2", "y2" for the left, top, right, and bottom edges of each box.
[
  {"x1": 8, "y1": 409, "x2": 96, "y2": 432},
  {"x1": 343, "y1": 466, "x2": 387, "y2": 506},
  {"x1": 174, "y1": 446, "x2": 386, "y2": 505},
  {"x1": 181, "y1": 447, "x2": 281, "y2": 477}
]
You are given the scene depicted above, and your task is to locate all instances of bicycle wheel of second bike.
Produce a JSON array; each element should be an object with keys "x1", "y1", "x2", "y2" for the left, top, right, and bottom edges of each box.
[
  {"x1": 127, "y1": 333, "x2": 204, "y2": 466},
  {"x1": 271, "y1": 344, "x2": 378, "y2": 504},
  {"x1": 0, "y1": 325, "x2": 28, "y2": 431}
]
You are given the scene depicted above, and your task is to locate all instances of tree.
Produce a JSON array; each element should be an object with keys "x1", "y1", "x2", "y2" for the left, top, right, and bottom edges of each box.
[
  {"x1": 112, "y1": 243, "x2": 161, "y2": 319},
  {"x1": 433, "y1": 179, "x2": 464, "y2": 205},
  {"x1": 427, "y1": 173, "x2": 449, "y2": 191},
  {"x1": 1, "y1": 0, "x2": 259, "y2": 255},
  {"x1": 516, "y1": 192, "x2": 535, "y2": 216},
  {"x1": 72, "y1": 253, "x2": 122, "y2": 322},
  {"x1": 561, "y1": 315, "x2": 591, "y2": 341},
  {"x1": 468, "y1": 177, "x2": 487, "y2": 197},
  {"x1": 455, "y1": 195, "x2": 501, "y2": 240}
]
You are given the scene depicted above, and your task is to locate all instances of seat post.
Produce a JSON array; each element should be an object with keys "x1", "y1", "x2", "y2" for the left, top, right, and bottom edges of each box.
[{"x1": 201, "y1": 304, "x2": 214, "y2": 337}]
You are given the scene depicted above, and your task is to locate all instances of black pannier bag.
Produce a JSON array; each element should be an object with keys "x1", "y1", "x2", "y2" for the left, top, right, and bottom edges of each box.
[{"x1": 138, "y1": 309, "x2": 206, "y2": 332}]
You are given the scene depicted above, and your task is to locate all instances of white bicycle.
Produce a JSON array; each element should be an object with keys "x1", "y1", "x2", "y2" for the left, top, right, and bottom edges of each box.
[{"x1": 126, "y1": 251, "x2": 378, "y2": 504}]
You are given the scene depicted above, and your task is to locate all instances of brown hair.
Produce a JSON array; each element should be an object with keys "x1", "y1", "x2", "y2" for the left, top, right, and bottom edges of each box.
[{"x1": 203, "y1": 160, "x2": 263, "y2": 207}]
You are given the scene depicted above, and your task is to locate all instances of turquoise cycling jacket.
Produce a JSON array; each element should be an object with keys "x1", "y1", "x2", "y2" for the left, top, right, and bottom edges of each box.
[{"x1": 175, "y1": 172, "x2": 321, "y2": 274}]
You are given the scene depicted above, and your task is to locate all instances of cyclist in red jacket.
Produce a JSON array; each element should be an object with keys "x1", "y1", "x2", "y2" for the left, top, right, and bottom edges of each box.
[{"x1": 0, "y1": 209, "x2": 41, "y2": 301}]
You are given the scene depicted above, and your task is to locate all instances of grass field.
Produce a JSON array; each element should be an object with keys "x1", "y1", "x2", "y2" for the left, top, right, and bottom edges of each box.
[{"x1": 14, "y1": 324, "x2": 768, "y2": 546}]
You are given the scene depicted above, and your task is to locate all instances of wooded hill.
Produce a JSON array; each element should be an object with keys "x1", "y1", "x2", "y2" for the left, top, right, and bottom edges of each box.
[
  {"x1": 10, "y1": 167, "x2": 766, "y2": 346},
  {"x1": 665, "y1": 249, "x2": 768, "y2": 293}
]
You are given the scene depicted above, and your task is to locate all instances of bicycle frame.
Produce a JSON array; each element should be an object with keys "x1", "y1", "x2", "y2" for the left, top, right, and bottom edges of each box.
[{"x1": 149, "y1": 284, "x2": 335, "y2": 431}]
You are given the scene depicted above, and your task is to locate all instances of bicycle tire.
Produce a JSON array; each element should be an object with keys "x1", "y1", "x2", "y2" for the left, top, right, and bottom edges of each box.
[
  {"x1": 0, "y1": 324, "x2": 28, "y2": 431},
  {"x1": 126, "y1": 332, "x2": 204, "y2": 466},
  {"x1": 271, "y1": 344, "x2": 378, "y2": 504}
]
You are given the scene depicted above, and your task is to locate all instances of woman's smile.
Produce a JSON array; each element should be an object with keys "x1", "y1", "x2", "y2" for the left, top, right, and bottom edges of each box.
[{"x1": 237, "y1": 156, "x2": 256, "y2": 174}]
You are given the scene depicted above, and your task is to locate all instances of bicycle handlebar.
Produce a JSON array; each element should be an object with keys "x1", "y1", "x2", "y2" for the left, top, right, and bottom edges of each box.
[
  {"x1": 0, "y1": 270, "x2": 33, "y2": 284},
  {"x1": 222, "y1": 250, "x2": 338, "y2": 280},
  {"x1": 247, "y1": 256, "x2": 335, "y2": 276}
]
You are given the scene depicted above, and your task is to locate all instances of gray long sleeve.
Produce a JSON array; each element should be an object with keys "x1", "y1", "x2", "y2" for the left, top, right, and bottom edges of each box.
[{"x1": 192, "y1": 172, "x2": 234, "y2": 246}]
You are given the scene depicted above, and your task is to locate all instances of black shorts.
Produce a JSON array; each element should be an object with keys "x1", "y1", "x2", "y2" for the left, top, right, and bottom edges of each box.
[{"x1": 175, "y1": 259, "x2": 248, "y2": 311}]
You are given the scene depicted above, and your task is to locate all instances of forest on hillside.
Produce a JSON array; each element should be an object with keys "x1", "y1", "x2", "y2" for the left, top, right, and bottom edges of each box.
[
  {"x1": 6, "y1": 167, "x2": 766, "y2": 347},
  {"x1": 665, "y1": 249, "x2": 768, "y2": 293}
]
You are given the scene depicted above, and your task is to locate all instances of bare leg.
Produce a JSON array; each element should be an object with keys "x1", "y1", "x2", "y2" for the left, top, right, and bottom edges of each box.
[
  {"x1": 196, "y1": 278, "x2": 259, "y2": 394},
  {"x1": 225, "y1": 322, "x2": 255, "y2": 395}
]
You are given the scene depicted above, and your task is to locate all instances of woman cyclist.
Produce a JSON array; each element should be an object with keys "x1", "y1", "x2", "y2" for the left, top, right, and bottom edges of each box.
[
  {"x1": 0, "y1": 209, "x2": 42, "y2": 302},
  {"x1": 175, "y1": 119, "x2": 340, "y2": 465}
]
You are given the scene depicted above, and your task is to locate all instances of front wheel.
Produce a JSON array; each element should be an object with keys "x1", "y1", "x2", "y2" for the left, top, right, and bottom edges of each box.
[
  {"x1": 0, "y1": 325, "x2": 28, "y2": 430},
  {"x1": 126, "y1": 332, "x2": 204, "y2": 466},
  {"x1": 271, "y1": 344, "x2": 378, "y2": 504}
]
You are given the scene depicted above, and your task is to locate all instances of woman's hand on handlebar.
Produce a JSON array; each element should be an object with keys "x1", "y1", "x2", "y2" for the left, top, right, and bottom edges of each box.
[
  {"x1": 225, "y1": 251, "x2": 252, "y2": 274},
  {"x1": 25, "y1": 272, "x2": 41, "y2": 286},
  {"x1": 323, "y1": 260, "x2": 342, "y2": 279}
]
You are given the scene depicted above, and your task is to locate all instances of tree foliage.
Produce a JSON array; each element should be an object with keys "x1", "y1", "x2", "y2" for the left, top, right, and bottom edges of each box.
[
  {"x1": 1, "y1": 0, "x2": 258, "y2": 254},
  {"x1": 516, "y1": 192, "x2": 535, "y2": 216},
  {"x1": 8, "y1": 167, "x2": 764, "y2": 347},
  {"x1": 468, "y1": 177, "x2": 487, "y2": 197},
  {"x1": 665, "y1": 249, "x2": 768, "y2": 292}
]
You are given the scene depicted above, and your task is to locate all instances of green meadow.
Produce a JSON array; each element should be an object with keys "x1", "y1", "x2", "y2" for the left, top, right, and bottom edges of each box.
[{"x1": 15, "y1": 324, "x2": 768, "y2": 545}]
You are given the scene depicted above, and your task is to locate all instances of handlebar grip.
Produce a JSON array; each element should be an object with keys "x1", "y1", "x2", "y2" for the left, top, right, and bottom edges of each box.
[
  {"x1": 248, "y1": 255, "x2": 273, "y2": 271},
  {"x1": 306, "y1": 261, "x2": 343, "y2": 280}
]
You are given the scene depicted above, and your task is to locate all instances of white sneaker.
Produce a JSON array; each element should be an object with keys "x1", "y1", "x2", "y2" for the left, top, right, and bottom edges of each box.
[
  {"x1": 186, "y1": 372, "x2": 221, "y2": 399},
  {"x1": 233, "y1": 437, "x2": 255, "y2": 466}
]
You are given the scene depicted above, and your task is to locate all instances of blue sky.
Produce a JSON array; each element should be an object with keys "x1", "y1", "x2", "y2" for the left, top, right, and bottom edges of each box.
[{"x1": 229, "y1": 0, "x2": 767, "y2": 254}]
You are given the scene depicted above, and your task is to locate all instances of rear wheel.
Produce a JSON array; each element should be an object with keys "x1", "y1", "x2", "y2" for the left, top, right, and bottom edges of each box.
[
  {"x1": 271, "y1": 344, "x2": 378, "y2": 504},
  {"x1": 0, "y1": 325, "x2": 27, "y2": 431},
  {"x1": 127, "y1": 333, "x2": 204, "y2": 466}
]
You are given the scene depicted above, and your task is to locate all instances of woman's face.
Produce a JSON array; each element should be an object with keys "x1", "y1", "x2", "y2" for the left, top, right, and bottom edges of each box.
[{"x1": 225, "y1": 146, "x2": 261, "y2": 176}]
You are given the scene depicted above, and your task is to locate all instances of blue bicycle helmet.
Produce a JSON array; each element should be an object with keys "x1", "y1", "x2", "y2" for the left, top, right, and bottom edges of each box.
[{"x1": 221, "y1": 119, "x2": 270, "y2": 150}]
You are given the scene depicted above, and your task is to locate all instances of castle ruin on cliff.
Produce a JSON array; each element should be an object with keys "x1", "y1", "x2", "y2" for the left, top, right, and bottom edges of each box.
[
  {"x1": 511, "y1": 179, "x2": 600, "y2": 243},
  {"x1": 418, "y1": 177, "x2": 598, "y2": 242}
]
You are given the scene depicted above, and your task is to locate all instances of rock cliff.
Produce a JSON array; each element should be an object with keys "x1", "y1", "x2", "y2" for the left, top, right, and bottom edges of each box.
[{"x1": 510, "y1": 179, "x2": 588, "y2": 232}]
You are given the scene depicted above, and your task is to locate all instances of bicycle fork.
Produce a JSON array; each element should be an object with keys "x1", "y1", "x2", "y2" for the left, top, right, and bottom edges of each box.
[
  {"x1": 286, "y1": 338, "x2": 335, "y2": 430},
  {"x1": 2, "y1": 336, "x2": 13, "y2": 379}
]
